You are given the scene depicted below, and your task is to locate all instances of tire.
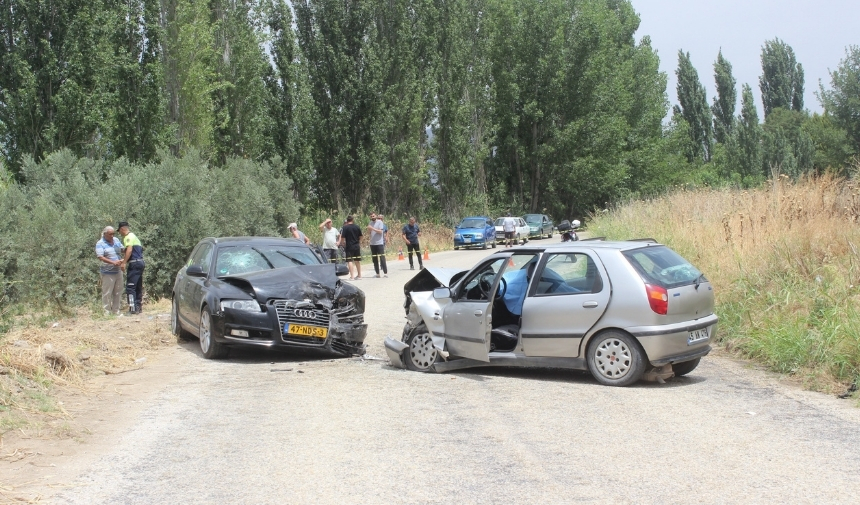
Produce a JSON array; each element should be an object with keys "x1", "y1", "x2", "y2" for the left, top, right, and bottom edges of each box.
[
  {"x1": 403, "y1": 324, "x2": 438, "y2": 372},
  {"x1": 491, "y1": 237, "x2": 497, "y2": 248},
  {"x1": 199, "y1": 307, "x2": 228, "y2": 359},
  {"x1": 482, "y1": 240, "x2": 488, "y2": 250},
  {"x1": 672, "y1": 357, "x2": 701, "y2": 377},
  {"x1": 454, "y1": 246, "x2": 459, "y2": 251},
  {"x1": 171, "y1": 297, "x2": 194, "y2": 341},
  {"x1": 586, "y1": 331, "x2": 645, "y2": 387}
]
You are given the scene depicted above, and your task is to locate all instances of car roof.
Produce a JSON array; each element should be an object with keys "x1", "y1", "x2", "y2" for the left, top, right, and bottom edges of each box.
[
  {"x1": 495, "y1": 239, "x2": 662, "y2": 254},
  {"x1": 200, "y1": 236, "x2": 307, "y2": 246}
]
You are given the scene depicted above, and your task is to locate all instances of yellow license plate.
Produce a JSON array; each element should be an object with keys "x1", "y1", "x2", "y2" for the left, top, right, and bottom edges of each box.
[{"x1": 286, "y1": 324, "x2": 328, "y2": 339}]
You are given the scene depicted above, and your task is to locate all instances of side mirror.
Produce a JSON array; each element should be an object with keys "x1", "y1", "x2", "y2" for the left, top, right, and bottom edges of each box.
[
  {"x1": 335, "y1": 263, "x2": 349, "y2": 276},
  {"x1": 433, "y1": 287, "x2": 452, "y2": 300},
  {"x1": 186, "y1": 265, "x2": 205, "y2": 277}
]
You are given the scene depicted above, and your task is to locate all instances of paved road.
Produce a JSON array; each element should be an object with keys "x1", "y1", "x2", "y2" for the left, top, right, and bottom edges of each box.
[{"x1": 53, "y1": 244, "x2": 860, "y2": 504}]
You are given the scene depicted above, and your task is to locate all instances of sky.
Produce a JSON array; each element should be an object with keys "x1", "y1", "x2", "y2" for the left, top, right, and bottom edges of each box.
[{"x1": 633, "y1": 0, "x2": 859, "y2": 116}]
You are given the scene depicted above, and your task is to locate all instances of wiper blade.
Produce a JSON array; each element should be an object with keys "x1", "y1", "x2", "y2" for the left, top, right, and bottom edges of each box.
[
  {"x1": 694, "y1": 273, "x2": 707, "y2": 290},
  {"x1": 275, "y1": 250, "x2": 306, "y2": 266}
]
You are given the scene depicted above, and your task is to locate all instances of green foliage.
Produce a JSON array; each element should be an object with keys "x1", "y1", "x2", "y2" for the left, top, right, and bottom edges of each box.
[
  {"x1": 675, "y1": 50, "x2": 713, "y2": 162},
  {"x1": 0, "y1": 151, "x2": 299, "y2": 309},
  {"x1": 759, "y1": 38, "x2": 805, "y2": 117},
  {"x1": 729, "y1": 84, "x2": 764, "y2": 184},
  {"x1": 762, "y1": 108, "x2": 814, "y2": 179},
  {"x1": 712, "y1": 50, "x2": 736, "y2": 145},
  {"x1": 818, "y1": 45, "x2": 860, "y2": 154}
]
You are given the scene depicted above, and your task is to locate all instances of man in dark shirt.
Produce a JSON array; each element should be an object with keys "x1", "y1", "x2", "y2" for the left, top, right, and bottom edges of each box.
[
  {"x1": 401, "y1": 216, "x2": 423, "y2": 270},
  {"x1": 340, "y1": 215, "x2": 363, "y2": 280}
]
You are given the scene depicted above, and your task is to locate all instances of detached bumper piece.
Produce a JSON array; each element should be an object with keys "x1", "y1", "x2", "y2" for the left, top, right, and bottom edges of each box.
[{"x1": 384, "y1": 337, "x2": 408, "y2": 368}]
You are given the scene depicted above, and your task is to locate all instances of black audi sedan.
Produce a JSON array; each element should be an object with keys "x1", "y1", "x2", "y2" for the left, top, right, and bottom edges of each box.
[{"x1": 171, "y1": 237, "x2": 367, "y2": 359}]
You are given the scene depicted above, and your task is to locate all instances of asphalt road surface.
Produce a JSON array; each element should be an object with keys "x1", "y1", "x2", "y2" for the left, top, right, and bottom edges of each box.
[{"x1": 52, "y1": 244, "x2": 860, "y2": 504}]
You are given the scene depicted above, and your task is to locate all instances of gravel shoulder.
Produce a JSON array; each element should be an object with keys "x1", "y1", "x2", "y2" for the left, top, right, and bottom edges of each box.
[{"x1": 4, "y1": 244, "x2": 860, "y2": 504}]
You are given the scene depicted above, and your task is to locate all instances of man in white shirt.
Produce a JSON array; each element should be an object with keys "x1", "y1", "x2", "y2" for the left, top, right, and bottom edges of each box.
[
  {"x1": 319, "y1": 218, "x2": 341, "y2": 262},
  {"x1": 502, "y1": 213, "x2": 517, "y2": 248}
]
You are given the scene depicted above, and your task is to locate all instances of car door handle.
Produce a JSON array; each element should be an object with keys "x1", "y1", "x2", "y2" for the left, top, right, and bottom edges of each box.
[
  {"x1": 582, "y1": 301, "x2": 599, "y2": 308},
  {"x1": 474, "y1": 310, "x2": 483, "y2": 316}
]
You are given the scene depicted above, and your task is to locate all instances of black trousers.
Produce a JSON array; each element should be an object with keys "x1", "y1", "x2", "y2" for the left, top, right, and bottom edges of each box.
[
  {"x1": 370, "y1": 244, "x2": 387, "y2": 274},
  {"x1": 126, "y1": 261, "x2": 145, "y2": 311},
  {"x1": 406, "y1": 242, "x2": 423, "y2": 268}
]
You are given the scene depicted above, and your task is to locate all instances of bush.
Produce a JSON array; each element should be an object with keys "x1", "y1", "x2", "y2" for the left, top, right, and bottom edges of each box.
[{"x1": 0, "y1": 150, "x2": 300, "y2": 313}]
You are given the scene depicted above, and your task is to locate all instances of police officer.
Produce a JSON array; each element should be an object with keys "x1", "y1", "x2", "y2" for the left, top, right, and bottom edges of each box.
[{"x1": 117, "y1": 221, "x2": 145, "y2": 314}]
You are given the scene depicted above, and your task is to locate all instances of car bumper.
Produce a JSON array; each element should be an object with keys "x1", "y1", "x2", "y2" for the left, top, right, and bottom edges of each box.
[
  {"x1": 211, "y1": 307, "x2": 367, "y2": 356},
  {"x1": 454, "y1": 237, "x2": 490, "y2": 247},
  {"x1": 627, "y1": 314, "x2": 718, "y2": 365}
]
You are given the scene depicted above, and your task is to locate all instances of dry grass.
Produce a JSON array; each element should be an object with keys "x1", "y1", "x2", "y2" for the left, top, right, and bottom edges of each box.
[
  {"x1": 0, "y1": 299, "x2": 175, "y2": 435},
  {"x1": 590, "y1": 174, "x2": 860, "y2": 397}
]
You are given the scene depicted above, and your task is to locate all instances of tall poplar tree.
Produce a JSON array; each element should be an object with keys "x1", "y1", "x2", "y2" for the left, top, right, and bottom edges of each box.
[
  {"x1": 712, "y1": 50, "x2": 736, "y2": 145},
  {"x1": 675, "y1": 50, "x2": 713, "y2": 161},
  {"x1": 733, "y1": 84, "x2": 763, "y2": 181},
  {"x1": 759, "y1": 38, "x2": 804, "y2": 117},
  {"x1": 818, "y1": 45, "x2": 860, "y2": 152}
]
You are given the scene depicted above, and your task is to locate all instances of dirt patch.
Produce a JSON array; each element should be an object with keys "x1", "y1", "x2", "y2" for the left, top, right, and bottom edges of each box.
[{"x1": 0, "y1": 300, "x2": 178, "y2": 502}]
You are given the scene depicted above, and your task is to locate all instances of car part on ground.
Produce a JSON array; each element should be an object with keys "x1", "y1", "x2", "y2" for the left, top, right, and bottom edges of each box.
[{"x1": 385, "y1": 239, "x2": 716, "y2": 386}]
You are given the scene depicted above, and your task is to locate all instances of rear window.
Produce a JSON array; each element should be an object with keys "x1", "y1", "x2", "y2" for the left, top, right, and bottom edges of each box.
[{"x1": 622, "y1": 246, "x2": 704, "y2": 289}]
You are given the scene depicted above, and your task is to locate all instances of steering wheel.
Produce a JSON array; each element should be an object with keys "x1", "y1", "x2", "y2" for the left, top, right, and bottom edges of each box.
[
  {"x1": 495, "y1": 277, "x2": 507, "y2": 300},
  {"x1": 478, "y1": 271, "x2": 495, "y2": 298}
]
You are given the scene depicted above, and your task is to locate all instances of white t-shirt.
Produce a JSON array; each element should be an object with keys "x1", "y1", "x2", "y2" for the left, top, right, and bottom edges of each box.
[
  {"x1": 369, "y1": 219, "x2": 385, "y2": 246},
  {"x1": 503, "y1": 217, "x2": 516, "y2": 232},
  {"x1": 322, "y1": 227, "x2": 339, "y2": 249}
]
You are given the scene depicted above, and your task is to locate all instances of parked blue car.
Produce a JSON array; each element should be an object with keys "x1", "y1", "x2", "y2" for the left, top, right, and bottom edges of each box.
[{"x1": 454, "y1": 216, "x2": 497, "y2": 250}]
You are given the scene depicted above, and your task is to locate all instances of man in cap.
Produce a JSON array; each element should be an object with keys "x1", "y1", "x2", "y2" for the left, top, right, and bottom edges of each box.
[
  {"x1": 117, "y1": 221, "x2": 145, "y2": 314},
  {"x1": 289, "y1": 223, "x2": 310, "y2": 244}
]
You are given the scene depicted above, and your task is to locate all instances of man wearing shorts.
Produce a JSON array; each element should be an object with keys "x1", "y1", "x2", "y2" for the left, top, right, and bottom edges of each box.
[
  {"x1": 340, "y1": 215, "x2": 363, "y2": 280},
  {"x1": 503, "y1": 213, "x2": 517, "y2": 248}
]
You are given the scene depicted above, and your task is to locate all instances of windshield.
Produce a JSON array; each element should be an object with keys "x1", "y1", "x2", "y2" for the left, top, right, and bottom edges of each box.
[
  {"x1": 215, "y1": 244, "x2": 322, "y2": 277},
  {"x1": 494, "y1": 218, "x2": 505, "y2": 226},
  {"x1": 622, "y1": 246, "x2": 703, "y2": 289},
  {"x1": 524, "y1": 214, "x2": 542, "y2": 224},
  {"x1": 459, "y1": 218, "x2": 486, "y2": 229}
]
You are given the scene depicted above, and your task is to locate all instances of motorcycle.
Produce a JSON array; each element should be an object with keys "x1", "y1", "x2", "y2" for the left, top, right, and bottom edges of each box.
[{"x1": 558, "y1": 219, "x2": 580, "y2": 242}]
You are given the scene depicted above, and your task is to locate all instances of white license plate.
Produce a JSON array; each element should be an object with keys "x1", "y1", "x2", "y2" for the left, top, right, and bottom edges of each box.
[
  {"x1": 688, "y1": 328, "x2": 709, "y2": 345},
  {"x1": 464, "y1": 238, "x2": 471, "y2": 243}
]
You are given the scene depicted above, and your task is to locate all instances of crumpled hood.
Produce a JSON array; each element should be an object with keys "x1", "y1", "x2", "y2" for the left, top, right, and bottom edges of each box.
[
  {"x1": 403, "y1": 267, "x2": 466, "y2": 295},
  {"x1": 220, "y1": 264, "x2": 342, "y2": 305}
]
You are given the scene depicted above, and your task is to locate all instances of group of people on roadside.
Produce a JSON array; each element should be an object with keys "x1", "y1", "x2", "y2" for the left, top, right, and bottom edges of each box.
[
  {"x1": 313, "y1": 214, "x2": 424, "y2": 281},
  {"x1": 95, "y1": 221, "x2": 145, "y2": 316}
]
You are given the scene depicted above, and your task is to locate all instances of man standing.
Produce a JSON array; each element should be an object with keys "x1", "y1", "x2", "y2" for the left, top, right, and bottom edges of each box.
[
  {"x1": 319, "y1": 218, "x2": 340, "y2": 262},
  {"x1": 95, "y1": 226, "x2": 124, "y2": 315},
  {"x1": 289, "y1": 223, "x2": 311, "y2": 244},
  {"x1": 503, "y1": 212, "x2": 517, "y2": 248},
  {"x1": 341, "y1": 215, "x2": 363, "y2": 280},
  {"x1": 117, "y1": 221, "x2": 144, "y2": 314},
  {"x1": 367, "y1": 214, "x2": 388, "y2": 277},
  {"x1": 401, "y1": 217, "x2": 423, "y2": 270}
]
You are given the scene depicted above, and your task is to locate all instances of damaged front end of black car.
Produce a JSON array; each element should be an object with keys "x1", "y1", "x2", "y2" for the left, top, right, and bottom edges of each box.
[{"x1": 213, "y1": 265, "x2": 367, "y2": 356}]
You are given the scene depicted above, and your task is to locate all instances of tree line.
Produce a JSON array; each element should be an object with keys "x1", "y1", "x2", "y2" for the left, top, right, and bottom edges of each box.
[{"x1": 1, "y1": 0, "x2": 859, "y2": 223}]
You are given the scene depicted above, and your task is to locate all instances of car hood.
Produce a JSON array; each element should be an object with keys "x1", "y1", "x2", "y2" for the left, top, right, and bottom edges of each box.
[
  {"x1": 219, "y1": 264, "x2": 349, "y2": 307},
  {"x1": 455, "y1": 227, "x2": 486, "y2": 233},
  {"x1": 403, "y1": 267, "x2": 466, "y2": 294}
]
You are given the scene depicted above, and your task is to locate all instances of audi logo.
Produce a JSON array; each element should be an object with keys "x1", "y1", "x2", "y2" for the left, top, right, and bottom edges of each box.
[{"x1": 293, "y1": 309, "x2": 316, "y2": 319}]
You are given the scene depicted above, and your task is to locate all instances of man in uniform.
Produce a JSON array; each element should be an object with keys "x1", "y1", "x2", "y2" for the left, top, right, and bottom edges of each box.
[
  {"x1": 401, "y1": 216, "x2": 423, "y2": 270},
  {"x1": 118, "y1": 221, "x2": 145, "y2": 314}
]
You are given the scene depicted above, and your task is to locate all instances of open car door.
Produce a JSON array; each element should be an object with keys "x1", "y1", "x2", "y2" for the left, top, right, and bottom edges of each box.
[{"x1": 441, "y1": 257, "x2": 507, "y2": 361}]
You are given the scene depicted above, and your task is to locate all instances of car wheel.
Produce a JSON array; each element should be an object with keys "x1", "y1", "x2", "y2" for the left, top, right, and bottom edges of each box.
[
  {"x1": 547, "y1": 229, "x2": 553, "y2": 239},
  {"x1": 171, "y1": 297, "x2": 193, "y2": 341},
  {"x1": 586, "y1": 331, "x2": 645, "y2": 387},
  {"x1": 492, "y1": 237, "x2": 497, "y2": 248},
  {"x1": 404, "y1": 324, "x2": 438, "y2": 372},
  {"x1": 672, "y1": 357, "x2": 701, "y2": 377},
  {"x1": 199, "y1": 307, "x2": 228, "y2": 359},
  {"x1": 482, "y1": 240, "x2": 488, "y2": 250},
  {"x1": 454, "y1": 246, "x2": 459, "y2": 250}
]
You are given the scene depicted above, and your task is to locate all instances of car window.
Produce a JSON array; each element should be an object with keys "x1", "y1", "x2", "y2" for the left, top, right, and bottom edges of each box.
[
  {"x1": 494, "y1": 218, "x2": 505, "y2": 226},
  {"x1": 524, "y1": 214, "x2": 541, "y2": 224},
  {"x1": 458, "y1": 258, "x2": 508, "y2": 301},
  {"x1": 459, "y1": 218, "x2": 486, "y2": 228},
  {"x1": 622, "y1": 246, "x2": 702, "y2": 289},
  {"x1": 188, "y1": 243, "x2": 214, "y2": 274},
  {"x1": 533, "y1": 253, "x2": 602, "y2": 295},
  {"x1": 215, "y1": 244, "x2": 322, "y2": 277}
]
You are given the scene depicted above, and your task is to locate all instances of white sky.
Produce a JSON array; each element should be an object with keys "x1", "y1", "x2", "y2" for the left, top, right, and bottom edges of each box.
[{"x1": 634, "y1": 0, "x2": 859, "y2": 116}]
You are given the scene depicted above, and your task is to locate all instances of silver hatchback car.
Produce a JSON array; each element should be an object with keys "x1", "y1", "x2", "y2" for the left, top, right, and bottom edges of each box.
[{"x1": 384, "y1": 239, "x2": 717, "y2": 386}]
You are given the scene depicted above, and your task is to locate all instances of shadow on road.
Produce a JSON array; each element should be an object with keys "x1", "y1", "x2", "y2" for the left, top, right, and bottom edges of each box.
[{"x1": 177, "y1": 339, "x2": 353, "y2": 364}]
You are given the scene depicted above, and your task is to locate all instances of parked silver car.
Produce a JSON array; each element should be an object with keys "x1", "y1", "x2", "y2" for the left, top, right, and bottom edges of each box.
[{"x1": 384, "y1": 239, "x2": 716, "y2": 386}]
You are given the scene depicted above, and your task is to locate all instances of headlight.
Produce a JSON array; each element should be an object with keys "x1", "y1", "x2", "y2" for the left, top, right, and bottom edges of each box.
[
  {"x1": 220, "y1": 299, "x2": 262, "y2": 312},
  {"x1": 454, "y1": 233, "x2": 461, "y2": 239}
]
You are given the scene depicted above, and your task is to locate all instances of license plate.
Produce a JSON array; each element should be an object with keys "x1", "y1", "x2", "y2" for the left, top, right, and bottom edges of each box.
[
  {"x1": 464, "y1": 238, "x2": 471, "y2": 243},
  {"x1": 286, "y1": 324, "x2": 328, "y2": 339},
  {"x1": 688, "y1": 328, "x2": 709, "y2": 345}
]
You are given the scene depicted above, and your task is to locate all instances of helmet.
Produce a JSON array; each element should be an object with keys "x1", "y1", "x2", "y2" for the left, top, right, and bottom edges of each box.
[{"x1": 572, "y1": 220, "x2": 581, "y2": 228}]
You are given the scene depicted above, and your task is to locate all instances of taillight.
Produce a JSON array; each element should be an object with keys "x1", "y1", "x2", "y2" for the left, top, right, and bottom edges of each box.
[{"x1": 645, "y1": 284, "x2": 668, "y2": 315}]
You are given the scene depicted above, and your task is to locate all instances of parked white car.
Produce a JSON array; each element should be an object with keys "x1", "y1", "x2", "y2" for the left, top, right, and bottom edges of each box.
[{"x1": 494, "y1": 217, "x2": 530, "y2": 245}]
